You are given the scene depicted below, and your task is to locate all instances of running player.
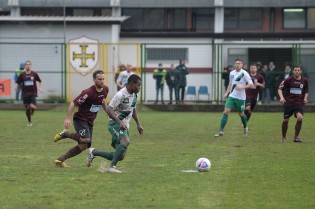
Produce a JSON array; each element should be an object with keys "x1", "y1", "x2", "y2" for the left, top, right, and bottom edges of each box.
[
  {"x1": 86, "y1": 74, "x2": 144, "y2": 173},
  {"x1": 244, "y1": 63, "x2": 265, "y2": 123},
  {"x1": 15, "y1": 60, "x2": 43, "y2": 126},
  {"x1": 278, "y1": 65, "x2": 308, "y2": 143},
  {"x1": 53, "y1": 70, "x2": 109, "y2": 167},
  {"x1": 214, "y1": 58, "x2": 253, "y2": 137}
]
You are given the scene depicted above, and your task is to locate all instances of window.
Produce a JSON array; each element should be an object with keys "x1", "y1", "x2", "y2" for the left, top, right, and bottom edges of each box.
[
  {"x1": 239, "y1": 9, "x2": 262, "y2": 30},
  {"x1": 192, "y1": 8, "x2": 214, "y2": 30},
  {"x1": 224, "y1": 9, "x2": 238, "y2": 29},
  {"x1": 122, "y1": 8, "x2": 188, "y2": 32},
  {"x1": 73, "y1": 9, "x2": 94, "y2": 16},
  {"x1": 147, "y1": 48, "x2": 188, "y2": 61},
  {"x1": 101, "y1": 9, "x2": 112, "y2": 16},
  {"x1": 283, "y1": 8, "x2": 306, "y2": 29},
  {"x1": 171, "y1": 9, "x2": 186, "y2": 30},
  {"x1": 143, "y1": 9, "x2": 164, "y2": 30},
  {"x1": 307, "y1": 8, "x2": 315, "y2": 28},
  {"x1": 224, "y1": 8, "x2": 262, "y2": 30},
  {"x1": 21, "y1": 7, "x2": 63, "y2": 16}
]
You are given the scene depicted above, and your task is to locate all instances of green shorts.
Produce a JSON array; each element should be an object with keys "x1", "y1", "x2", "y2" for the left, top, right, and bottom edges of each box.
[
  {"x1": 108, "y1": 120, "x2": 129, "y2": 148},
  {"x1": 225, "y1": 96, "x2": 245, "y2": 112}
]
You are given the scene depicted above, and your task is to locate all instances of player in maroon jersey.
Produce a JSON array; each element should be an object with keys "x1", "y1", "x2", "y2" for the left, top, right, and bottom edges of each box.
[
  {"x1": 15, "y1": 60, "x2": 43, "y2": 127},
  {"x1": 52, "y1": 70, "x2": 109, "y2": 167},
  {"x1": 278, "y1": 65, "x2": 308, "y2": 143},
  {"x1": 245, "y1": 63, "x2": 265, "y2": 123}
]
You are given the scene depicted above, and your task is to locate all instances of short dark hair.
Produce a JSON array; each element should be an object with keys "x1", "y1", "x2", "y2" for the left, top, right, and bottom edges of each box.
[
  {"x1": 234, "y1": 58, "x2": 243, "y2": 63},
  {"x1": 294, "y1": 64, "x2": 302, "y2": 69},
  {"x1": 93, "y1": 70, "x2": 104, "y2": 78},
  {"x1": 128, "y1": 74, "x2": 141, "y2": 85}
]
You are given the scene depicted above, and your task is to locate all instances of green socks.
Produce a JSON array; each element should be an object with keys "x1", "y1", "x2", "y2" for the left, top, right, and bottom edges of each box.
[
  {"x1": 241, "y1": 115, "x2": 247, "y2": 128},
  {"x1": 110, "y1": 144, "x2": 127, "y2": 167},
  {"x1": 220, "y1": 114, "x2": 228, "y2": 131},
  {"x1": 93, "y1": 149, "x2": 114, "y2": 161}
]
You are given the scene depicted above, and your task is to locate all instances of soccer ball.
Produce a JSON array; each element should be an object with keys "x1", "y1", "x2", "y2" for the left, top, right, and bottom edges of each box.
[{"x1": 196, "y1": 157, "x2": 211, "y2": 172}]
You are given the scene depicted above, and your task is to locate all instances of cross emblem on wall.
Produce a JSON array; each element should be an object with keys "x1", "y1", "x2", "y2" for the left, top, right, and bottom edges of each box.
[{"x1": 72, "y1": 44, "x2": 95, "y2": 68}]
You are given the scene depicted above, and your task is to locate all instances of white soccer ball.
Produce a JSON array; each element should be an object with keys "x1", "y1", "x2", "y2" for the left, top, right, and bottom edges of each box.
[{"x1": 196, "y1": 157, "x2": 211, "y2": 172}]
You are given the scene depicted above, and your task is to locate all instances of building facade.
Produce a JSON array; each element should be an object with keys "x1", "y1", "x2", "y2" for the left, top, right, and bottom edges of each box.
[{"x1": 0, "y1": 0, "x2": 314, "y2": 102}]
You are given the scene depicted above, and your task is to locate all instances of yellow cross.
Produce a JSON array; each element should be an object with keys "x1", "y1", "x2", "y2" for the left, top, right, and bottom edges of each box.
[{"x1": 72, "y1": 44, "x2": 95, "y2": 68}]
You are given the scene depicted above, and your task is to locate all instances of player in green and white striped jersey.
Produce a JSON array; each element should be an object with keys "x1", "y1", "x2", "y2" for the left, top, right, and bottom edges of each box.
[
  {"x1": 86, "y1": 74, "x2": 144, "y2": 173},
  {"x1": 214, "y1": 58, "x2": 253, "y2": 137}
]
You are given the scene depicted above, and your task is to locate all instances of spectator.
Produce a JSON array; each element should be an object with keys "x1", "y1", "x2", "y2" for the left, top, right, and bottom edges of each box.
[
  {"x1": 116, "y1": 63, "x2": 134, "y2": 90},
  {"x1": 14, "y1": 61, "x2": 25, "y2": 102},
  {"x1": 222, "y1": 65, "x2": 233, "y2": 92},
  {"x1": 153, "y1": 63, "x2": 167, "y2": 104},
  {"x1": 165, "y1": 64, "x2": 180, "y2": 104},
  {"x1": 176, "y1": 58, "x2": 189, "y2": 103}
]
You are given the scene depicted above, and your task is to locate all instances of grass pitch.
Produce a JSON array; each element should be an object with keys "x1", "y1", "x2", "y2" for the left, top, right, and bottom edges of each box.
[{"x1": 0, "y1": 106, "x2": 315, "y2": 209}]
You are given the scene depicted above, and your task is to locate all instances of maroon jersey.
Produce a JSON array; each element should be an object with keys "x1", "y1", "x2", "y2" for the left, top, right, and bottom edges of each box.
[
  {"x1": 16, "y1": 71, "x2": 41, "y2": 99},
  {"x1": 278, "y1": 76, "x2": 308, "y2": 106},
  {"x1": 73, "y1": 85, "x2": 109, "y2": 125},
  {"x1": 246, "y1": 74, "x2": 264, "y2": 100}
]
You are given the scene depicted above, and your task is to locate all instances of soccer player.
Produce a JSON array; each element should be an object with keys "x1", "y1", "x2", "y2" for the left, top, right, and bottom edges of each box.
[
  {"x1": 15, "y1": 60, "x2": 43, "y2": 126},
  {"x1": 244, "y1": 63, "x2": 265, "y2": 123},
  {"x1": 214, "y1": 58, "x2": 253, "y2": 137},
  {"x1": 53, "y1": 70, "x2": 109, "y2": 168},
  {"x1": 86, "y1": 74, "x2": 144, "y2": 173},
  {"x1": 278, "y1": 65, "x2": 308, "y2": 143},
  {"x1": 116, "y1": 63, "x2": 134, "y2": 90}
]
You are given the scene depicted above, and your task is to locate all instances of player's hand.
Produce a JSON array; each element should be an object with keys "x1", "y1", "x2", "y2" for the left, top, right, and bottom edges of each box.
[
  {"x1": 137, "y1": 125, "x2": 144, "y2": 135},
  {"x1": 304, "y1": 99, "x2": 308, "y2": 104},
  {"x1": 280, "y1": 98, "x2": 286, "y2": 104},
  {"x1": 119, "y1": 121, "x2": 127, "y2": 131},
  {"x1": 64, "y1": 118, "x2": 71, "y2": 129},
  {"x1": 235, "y1": 85, "x2": 243, "y2": 90}
]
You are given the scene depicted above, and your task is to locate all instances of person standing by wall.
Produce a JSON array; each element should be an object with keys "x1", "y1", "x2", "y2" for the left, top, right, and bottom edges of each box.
[
  {"x1": 14, "y1": 61, "x2": 25, "y2": 102},
  {"x1": 222, "y1": 65, "x2": 233, "y2": 93},
  {"x1": 278, "y1": 65, "x2": 308, "y2": 143},
  {"x1": 116, "y1": 63, "x2": 134, "y2": 90},
  {"x1": 153, "y1": 63, "x2": 167, "y2": 104},
  {"x1": 176, "y1": 58, "x2": 189, "y2": 104},
  {"x1": 165, "y1": 64, "x2": 180, "y2": 104},
  {"x1": 15, "y1": 60, "x2": 43, "y2": 126}
]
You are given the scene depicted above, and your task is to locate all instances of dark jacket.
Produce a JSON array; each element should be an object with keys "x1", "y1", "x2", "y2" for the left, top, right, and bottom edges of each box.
[
  {"x1": 176, "y1": 62, "x2": 189, "y2": 87},
  {"x1": 165, "y1": 69, "x2": 180, "y2": 87}
]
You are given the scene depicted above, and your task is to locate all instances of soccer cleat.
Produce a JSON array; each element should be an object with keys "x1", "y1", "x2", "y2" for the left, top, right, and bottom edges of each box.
[
  {"x1": 244, "y1": 127, "x2": 248, "y2": 137},
  {"x1": 27, "y1": 122, "x2": 32, "y2": 127},
  {"x1": 293, "y1": 138, "x2": 303, "y2": 143},
  {"x1": 53, "y1": 129, "x2": 69, "y2": 142},
  {"x1": 108, "y1": 166, "x2": 121, "y2": 173},
  {"x1": 54, "y1": 159, "x2": 68, "y2": 168},
  {"x1": 86, "y1": 148, "x2": 95, "y2": 167},
  {"x1": 214, "y1": 131, "x2": 224, "y2": 137},
  {"x1": 282, "y1": 137, "x2": 286, "y2": 143}
]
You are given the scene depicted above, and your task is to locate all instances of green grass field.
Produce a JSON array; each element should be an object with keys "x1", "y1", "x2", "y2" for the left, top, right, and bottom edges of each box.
[{"x1": 0, "y1": 106, "x2": 315, "y2": 209}]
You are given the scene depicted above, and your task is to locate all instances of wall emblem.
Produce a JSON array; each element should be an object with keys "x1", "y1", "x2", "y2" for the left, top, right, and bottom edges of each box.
[{"x1": 69, "y1": 36, "x2": 99, "y2": 76}]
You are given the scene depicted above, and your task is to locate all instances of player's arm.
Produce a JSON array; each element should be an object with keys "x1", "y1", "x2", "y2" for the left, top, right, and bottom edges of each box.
[
  {"x1": 106, "y1": 106, "x2": 127, "y2": 131},
  {"x1": 64, "y1": 102, "x2": 75, "y2": 129},
  {"x1": 38, "y1": 81, "x2": 43, "y2": 94},
  {"x1": 132, "y1": 109, "x2": 143, "y2": 135},
  {"x1": 278, "y1": 81, "x2": 286, "y2": 104},
  {"x1": 116, "y1": 74, "x2": 124, "y2": 89},
  {"x1": 223, "y1": 83, "x2": 231, "y2": 99}
]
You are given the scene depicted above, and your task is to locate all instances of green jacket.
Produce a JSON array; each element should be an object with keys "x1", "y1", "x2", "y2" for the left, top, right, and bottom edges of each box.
[{"x1": 153, "y1": 68, "x2": 167, "y2": 87}]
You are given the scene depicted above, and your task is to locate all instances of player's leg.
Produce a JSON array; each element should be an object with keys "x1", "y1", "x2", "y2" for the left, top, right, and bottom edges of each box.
[
  {"x1": 281, "y1": 106, "x2": 292, "y2": 142},
  {"x1": 244, "y1": 99, "x2": 252, "y2": 122},
  {"x1": 236, "y1": 99, "x2": 248, "y2": 136},
  {"x1": 293, "y1": 108, "x2": 304, "y2": 142},
  {"x1": 214, "y1": 97, "x2": 232, "y2": 137},
  {"x1": 54, "y1": 120, "x2": 91, "y2": 167},
  {"x1": 155, "y1": 85, "x2": 159, "y2": 104},
  {"x1": 23, "y1": 98, "x2": 32, "y2": 126}
]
